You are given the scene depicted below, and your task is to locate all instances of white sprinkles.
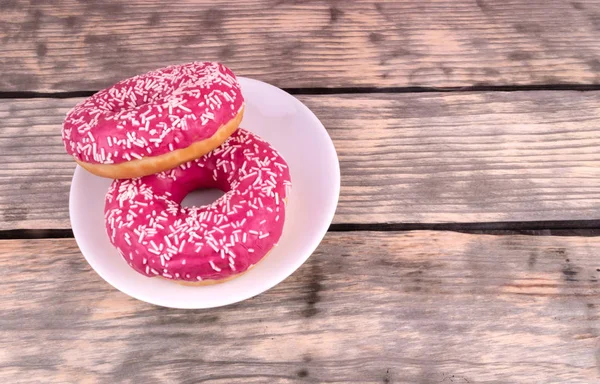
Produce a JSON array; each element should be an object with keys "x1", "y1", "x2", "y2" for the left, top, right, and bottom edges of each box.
[
  {"x1": 62, "y1": 62, "x2": 243, "y2": 164},
  {"x1": 105, "y1": 129, "x2": 291, "y2": 281}
]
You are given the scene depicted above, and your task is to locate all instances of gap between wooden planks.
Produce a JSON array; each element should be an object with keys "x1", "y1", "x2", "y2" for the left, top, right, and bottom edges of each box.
[
  {"x1": 0, "y1": 231, "x2": 599, "y2": 383},
  {"x1": 2, "y1": 0, "x2": 600, "y2": 91},
  {"x1": 1, "y1": 91, "x2": 599, "y2": 230}
]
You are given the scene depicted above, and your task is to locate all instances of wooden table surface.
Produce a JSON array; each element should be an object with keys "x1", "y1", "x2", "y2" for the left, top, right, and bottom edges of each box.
[{"x1": 1, "y1": 1, "x2": 600, "y2": 383}]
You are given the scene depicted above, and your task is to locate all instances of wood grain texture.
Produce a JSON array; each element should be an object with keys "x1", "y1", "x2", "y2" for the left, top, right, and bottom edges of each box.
[
  {"x1": 3, "y1": 0, "x2": 600, "y2": 91},
  {"x1": 1, "y1": 231, "x2": 599, "y2": 383},
  {"x1": 1, "y1": 91, "x2": 600, "y2": 229}
]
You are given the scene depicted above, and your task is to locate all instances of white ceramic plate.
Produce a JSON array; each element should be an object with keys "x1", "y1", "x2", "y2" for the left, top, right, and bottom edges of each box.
[{"x1": 69, "y1": 77, "x2": 340, "y2": 309}]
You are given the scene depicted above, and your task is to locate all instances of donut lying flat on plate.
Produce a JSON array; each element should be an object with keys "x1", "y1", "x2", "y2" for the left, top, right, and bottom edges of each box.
[
  {"x1": 104, "y1": 128, "x2": 291, "y2": 285},
  {"x1": 62, "y1": 62, "x2": 244, "y2": 179}
]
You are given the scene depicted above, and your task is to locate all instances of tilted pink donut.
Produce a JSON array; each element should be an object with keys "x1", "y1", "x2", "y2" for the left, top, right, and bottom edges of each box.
[
  {"x1": 104, "y1": 129, "x2": 292, "y2": 282},
  {"x1": 62, "y1": 62, "x2": 244, "y2": 164}
]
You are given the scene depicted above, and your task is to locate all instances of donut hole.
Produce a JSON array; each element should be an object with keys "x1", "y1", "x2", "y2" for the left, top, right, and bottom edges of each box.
[
  {"x1": 181, "y1": 188, "x2": 226, "y2": 208},
  {"x1": 104, "y1": 77, "x2": 185, "y2": 114}
]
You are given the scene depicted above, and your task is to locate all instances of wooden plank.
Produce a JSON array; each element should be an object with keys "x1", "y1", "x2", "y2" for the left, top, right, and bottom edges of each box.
[
  {"x1": 1, "y1": 231, "x2": 599, "y2": 383},
  {"x1": 2, "y1": 0, "x2": 600, "y2": 91},
  {"x1": 2, "y1": 91, "x2": 600, "y2": 230}
]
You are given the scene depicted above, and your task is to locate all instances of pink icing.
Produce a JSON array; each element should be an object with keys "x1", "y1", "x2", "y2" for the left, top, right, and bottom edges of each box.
[
  {"x1": 62, "y1": 62, "x2": 244, "y2": 164},
  {"x1": 104, "y1": 128, "x2": 292, "y2": 282}
]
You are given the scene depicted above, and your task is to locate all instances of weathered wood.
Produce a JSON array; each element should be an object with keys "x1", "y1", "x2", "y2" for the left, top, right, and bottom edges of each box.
[
  {"x1": 1, "y1": 231, "x2": 599, "y2": 383},
  {"x1": 2, "y1": 0, "x2": 600, "y2": 91},
  {"x1": 2, "y1": 91, "x2": 600, "y2": 229}
]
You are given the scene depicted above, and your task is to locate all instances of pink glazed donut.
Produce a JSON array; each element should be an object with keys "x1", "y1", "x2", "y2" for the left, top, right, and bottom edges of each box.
[
  {"x1": 104, "y1": 128, "x2": 291, "y2": 285},
  {"x1": 62, "y1": 62, "x2": 244, "y2": 179}
]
